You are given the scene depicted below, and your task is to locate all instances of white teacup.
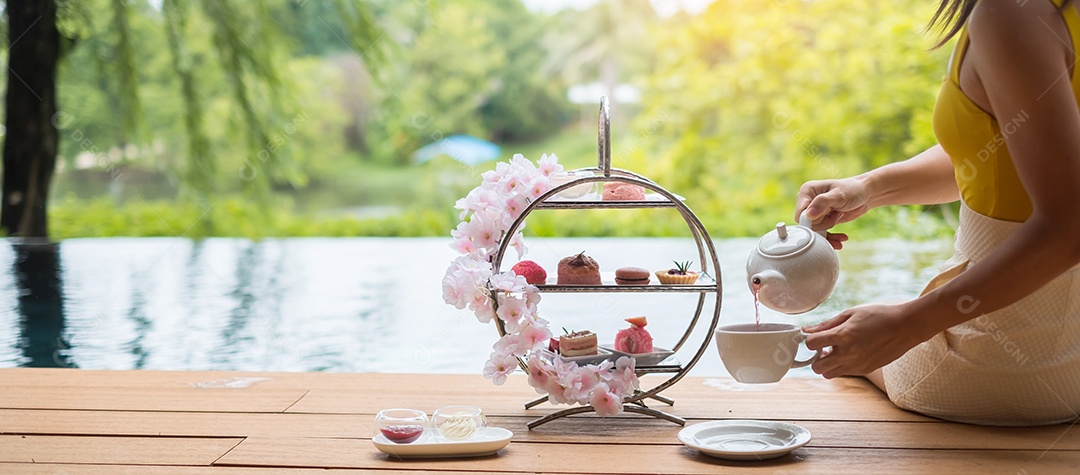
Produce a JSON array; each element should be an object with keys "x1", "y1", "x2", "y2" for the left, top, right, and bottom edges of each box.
[
  {"x1": 549, "y1": 171, "x2": 595, "y2": 198},
  {"x1": 714, "y1": 323, "x2": 820, "y2": 384}
]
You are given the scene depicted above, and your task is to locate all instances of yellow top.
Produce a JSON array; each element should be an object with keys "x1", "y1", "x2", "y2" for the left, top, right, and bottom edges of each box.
[{"x1": 933, "y1": 0, "x2": 1080, "y2": 222}]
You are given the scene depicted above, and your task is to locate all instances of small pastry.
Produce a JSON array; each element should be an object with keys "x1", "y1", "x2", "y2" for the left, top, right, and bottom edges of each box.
[
  {"x1": 615, "y1": 266, "x2": 651, "y2": 285},
  {"x1": 557, "y1": 252, "x2": 601, "y2": 285},
  {"x1": 655, "y1": 260, "x2": 699, "y2": 285},
  {"x1": 511, "y1": 260, "x2": 547, "y2": 285},
  {"x1": 559, "y1": 330, "x2": 598, "y2": 357},
  {"x1": 601, "y1": 182, "x2": 646, "y2": 201},
  {"x1": 615, "y1": 316, "x2": 654, "y2": 354}
]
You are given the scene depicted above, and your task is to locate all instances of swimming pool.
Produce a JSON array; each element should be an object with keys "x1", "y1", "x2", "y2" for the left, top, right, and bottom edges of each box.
[{"x1": 0, "y1": 237, "x2": 950, "y2": 376}]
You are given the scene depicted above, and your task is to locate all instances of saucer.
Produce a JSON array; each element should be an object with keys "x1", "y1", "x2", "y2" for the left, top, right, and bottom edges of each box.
[
  {"x1": 600, "y1": 345, "x2": 675, "y2": 366},
  {"x1": 541, "y1": 348, "x2": 617, "y2": 366},
  {"x1": 373, "y1": 427, "x2": 512, "y2": 458},
  {"x1": 677, "y1": 420, "x2": 811, "y2": 461}
]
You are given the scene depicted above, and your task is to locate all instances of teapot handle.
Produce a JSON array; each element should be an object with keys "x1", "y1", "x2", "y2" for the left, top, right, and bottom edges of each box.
[{"x1": 799, "y1": 211, "x2": 828, "y2": 238}]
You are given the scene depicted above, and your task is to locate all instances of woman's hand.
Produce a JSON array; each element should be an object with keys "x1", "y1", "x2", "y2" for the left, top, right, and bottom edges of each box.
[
  {"x1": 802, "y1": 303, "x2": 933, "y2": 379},
  {"x1": 794, "y1": 177, "x2": 872, "y2": 250}
]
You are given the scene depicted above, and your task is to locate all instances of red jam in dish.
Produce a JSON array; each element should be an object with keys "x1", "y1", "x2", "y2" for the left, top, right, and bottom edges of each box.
[{"x1": 381, "y1": 424, "x2": 424, "y2": 443}]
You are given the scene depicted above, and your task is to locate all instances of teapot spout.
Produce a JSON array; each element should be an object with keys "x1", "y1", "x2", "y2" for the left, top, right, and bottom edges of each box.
[{"x1": 750, "y1": 269, "x2": 785, "y2": 290}]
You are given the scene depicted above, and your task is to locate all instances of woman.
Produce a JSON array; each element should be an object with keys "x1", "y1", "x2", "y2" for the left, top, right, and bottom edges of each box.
[{"x1": 796, "y1": 0, "x2": 1080, "y2": 426}]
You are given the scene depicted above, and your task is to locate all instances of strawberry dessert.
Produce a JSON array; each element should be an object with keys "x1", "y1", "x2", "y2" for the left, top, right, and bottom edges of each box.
[
  {"x1": 511, "y1": 260, "x2": 547, "y2": 285},
  {"x1": 601, "y1": 181, "x2": 646, "y2": 201},
  {"x1": 614, "y1": 316, "x2": 654, "y2": 354}
]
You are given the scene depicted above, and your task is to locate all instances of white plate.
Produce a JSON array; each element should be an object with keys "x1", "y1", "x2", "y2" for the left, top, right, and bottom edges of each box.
[
  {"x1": 677, "y1": 420, "x2": 811, "y2": 461},
  {"x1": 600, "y1": 345, "x2": 676, "y2": 366},
  {"x1": 373, "y1": 426, "x2": 512, "y2": 459},
  {"x1": 541, "y1": 347, "x2": 617, "y2": 366}
]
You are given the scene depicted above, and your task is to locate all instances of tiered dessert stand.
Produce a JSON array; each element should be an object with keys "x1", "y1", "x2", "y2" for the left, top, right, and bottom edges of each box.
[{"x1": 490, "y1": 97, "x2": 723, "y2": 429}]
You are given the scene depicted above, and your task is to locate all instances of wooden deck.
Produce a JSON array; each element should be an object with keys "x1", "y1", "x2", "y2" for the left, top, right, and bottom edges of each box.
[{"x1": 0, "y1": 368, "x2": 1077, "y2": 474}]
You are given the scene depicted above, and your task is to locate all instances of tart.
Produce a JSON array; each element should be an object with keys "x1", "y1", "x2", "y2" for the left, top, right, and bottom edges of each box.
[{"x1": 655, "y1": 260, "x2": 699, "y2": 285}]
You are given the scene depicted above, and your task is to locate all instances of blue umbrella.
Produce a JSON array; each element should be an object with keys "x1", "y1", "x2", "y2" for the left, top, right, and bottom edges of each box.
[{"x1": 411, "y1": 135, "x2": 502, "y2": 166}]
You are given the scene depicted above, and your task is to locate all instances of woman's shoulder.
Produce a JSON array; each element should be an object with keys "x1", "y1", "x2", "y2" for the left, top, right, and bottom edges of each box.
[
  {"x1": 968, "y1": 0, "x2": 1069, "y2": 44},
  {"x1": 967, "y1": 0, "x2": 1073, "y2": 71}
]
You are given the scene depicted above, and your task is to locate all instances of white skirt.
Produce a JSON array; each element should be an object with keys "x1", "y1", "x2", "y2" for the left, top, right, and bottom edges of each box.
[{"x1": 882, "y1": 203, "x2": 1080, "y2": 426}]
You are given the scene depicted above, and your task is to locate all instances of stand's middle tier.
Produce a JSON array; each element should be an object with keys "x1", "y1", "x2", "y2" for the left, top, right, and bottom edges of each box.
[{"x1": 534, "y1": 272, "x2": 718, "y2": 293}]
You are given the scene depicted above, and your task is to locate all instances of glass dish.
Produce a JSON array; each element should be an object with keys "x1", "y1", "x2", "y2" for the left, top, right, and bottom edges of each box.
[
  {"x1": 375, "y1": 408, "x2": 428, "y2": 444},
  {"x1": 433, "y1": 405, "x2": 487, "y2": 440}
]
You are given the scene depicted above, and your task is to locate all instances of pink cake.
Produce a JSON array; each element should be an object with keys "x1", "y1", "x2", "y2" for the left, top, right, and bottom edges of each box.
[
  {"x1": 602, "y1": 182, "x2": 646, "y2": 201},
  {"x1": 614, "y1": 316, "x2": 654, "y2": 354}
]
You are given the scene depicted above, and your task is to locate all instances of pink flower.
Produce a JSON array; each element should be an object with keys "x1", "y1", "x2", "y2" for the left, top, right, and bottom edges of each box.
[
  {"x1": 498, "y1": 175, "x2": 522, "y2": 195},
  {"x1": 518, "y1": 323, "x2": 551, "y2": 351},
  {"x1": 524, "y1": 284, "x2": 541, "y2": 309},
  {"x1": 560, "y1": 365, "x2": 598, "y2": 403},
  {"x1": 494, "y1": 334, "x2": 526, "y2": 357},
  {"x1": 482, "y1": 161, "x2": 512, "y2": 185},
  {"x1": 538, "y1": 153, "x2": 563, "y2": 177},
  {"x1": 510, "y1": 153, "x2": 538, "y2": 175},
  {"x1": 504, "y1": 196, "x2": 530, "y2": 224},
  {"x1": 442, "y1": 272, "x2": 469, "y2": 309},
  {"x1": 496, "y1": 295, "x2": 527, "y2": 327},
  {"x1": 444, "y1": 256, "x2": 491, "y2": 311},
  {"x1": 484, "y1": 352, "x2": 519, "y2": 386},
  {"x1": 509, "y1": 232, "x2": 528, "y2": 259},
  {"x1": 489, "y1": 272, "x2": 527, "y2": 293},
  {"x1": 593, "y1": 359, "x2": 615, "y2": 382},
  {"x1": 469, "y1": 292, "x2": 494, "y2": 323},
  {"x1": 608, "y1": 356, "x2": 640, "y2": 396},
  {"x1": 527, "y1": 353, "x2": 556, "y2": 393},
  {"x1": 524, "y1": 175, "x2": 550, "y2": 201},
  {"x1": 590, "y1": 383, "x2": 624, "y2": 416}
]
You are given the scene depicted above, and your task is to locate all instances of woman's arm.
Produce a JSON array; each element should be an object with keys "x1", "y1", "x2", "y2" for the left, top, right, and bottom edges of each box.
[
  {"x1": 804, "y1": 0, "x2": 1080, "y2": 377},
  {"x1": 859, "y1": 144, "x2": 960, "y2": 208},
  {"x1": 795, "y1": 145, "x2": 958, "y2": 248}
]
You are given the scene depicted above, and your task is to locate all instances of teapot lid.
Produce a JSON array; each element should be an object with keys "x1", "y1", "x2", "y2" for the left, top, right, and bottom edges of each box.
[{"x1": 757, "y1": 222, "x2": 813, "y2": 257}]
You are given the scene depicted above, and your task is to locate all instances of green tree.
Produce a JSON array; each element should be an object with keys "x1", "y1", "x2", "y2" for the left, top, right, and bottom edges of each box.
[
  {"x1": 375, "y1": 1, "x2": 570, "y2": 163},
  {"x1": 630, "y1": 0, "x2": 950, "y2": 237},
  {"x1": 1, "y1": 0, "x2": 383, "y2": 237}
]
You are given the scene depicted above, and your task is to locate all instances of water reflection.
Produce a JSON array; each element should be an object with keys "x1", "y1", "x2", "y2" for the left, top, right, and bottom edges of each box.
[{"x1": 13, "y1": 241, "x2": 74, "y2": 367}]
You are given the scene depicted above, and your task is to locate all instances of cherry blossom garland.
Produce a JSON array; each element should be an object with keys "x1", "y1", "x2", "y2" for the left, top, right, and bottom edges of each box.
[{"x1": 441, "y1": 153, "x2": 640, "y2": 416}]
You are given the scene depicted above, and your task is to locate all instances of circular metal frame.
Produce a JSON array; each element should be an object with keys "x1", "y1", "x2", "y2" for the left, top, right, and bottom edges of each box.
[{"x1": 487, "y1": 96, "x2": 723, "y2": 429}]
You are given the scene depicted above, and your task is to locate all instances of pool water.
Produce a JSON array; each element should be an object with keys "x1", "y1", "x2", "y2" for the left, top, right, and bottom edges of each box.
[{"x1": 0, "y1": 237, "x2": 951, "y2": 376}]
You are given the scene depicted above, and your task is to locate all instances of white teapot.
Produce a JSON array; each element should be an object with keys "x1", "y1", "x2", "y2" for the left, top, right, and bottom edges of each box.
[{"x1": 745, "y1": 212, "x2": 839, "y2": 314}]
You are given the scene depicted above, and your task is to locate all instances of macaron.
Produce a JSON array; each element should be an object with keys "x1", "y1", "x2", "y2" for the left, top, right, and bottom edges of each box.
[{"x1": 615, "y1": 266, "x2": 651, "y2": 285}]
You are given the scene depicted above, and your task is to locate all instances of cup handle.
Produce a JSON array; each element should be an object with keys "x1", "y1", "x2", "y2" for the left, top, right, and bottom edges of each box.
[{"x1": 791, "y1": 332, "x2": 821, "y2": 368}]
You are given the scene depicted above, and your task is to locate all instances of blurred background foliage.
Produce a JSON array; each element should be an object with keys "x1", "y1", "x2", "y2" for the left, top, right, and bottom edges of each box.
[{"x1": 22, "y1": 0, "x2": 956, "y2": 240}]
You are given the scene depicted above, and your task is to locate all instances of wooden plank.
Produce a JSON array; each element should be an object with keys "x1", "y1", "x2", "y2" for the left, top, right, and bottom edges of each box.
[
  {"x1": 0, "y1": 386, "x2": 307, "y2": 413},
  {"x1": 4, "y1": 408, "x2": 1078, "y2": 452},
  {"x1": 0, "y1": 409, "x2": 365, "y2": 438},
  {"x1": 0, "y1": 368, "x2": 497, "y2": 391},
  {"x1": 216, "y1": 437, "x2": 1080, "y2": 474},
  {"x1": 0, "y1": 464, "x2": 530, "y2": 475},
  {"x1": 0, "y1": 435, "x2": 241, "y2": 466}
]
